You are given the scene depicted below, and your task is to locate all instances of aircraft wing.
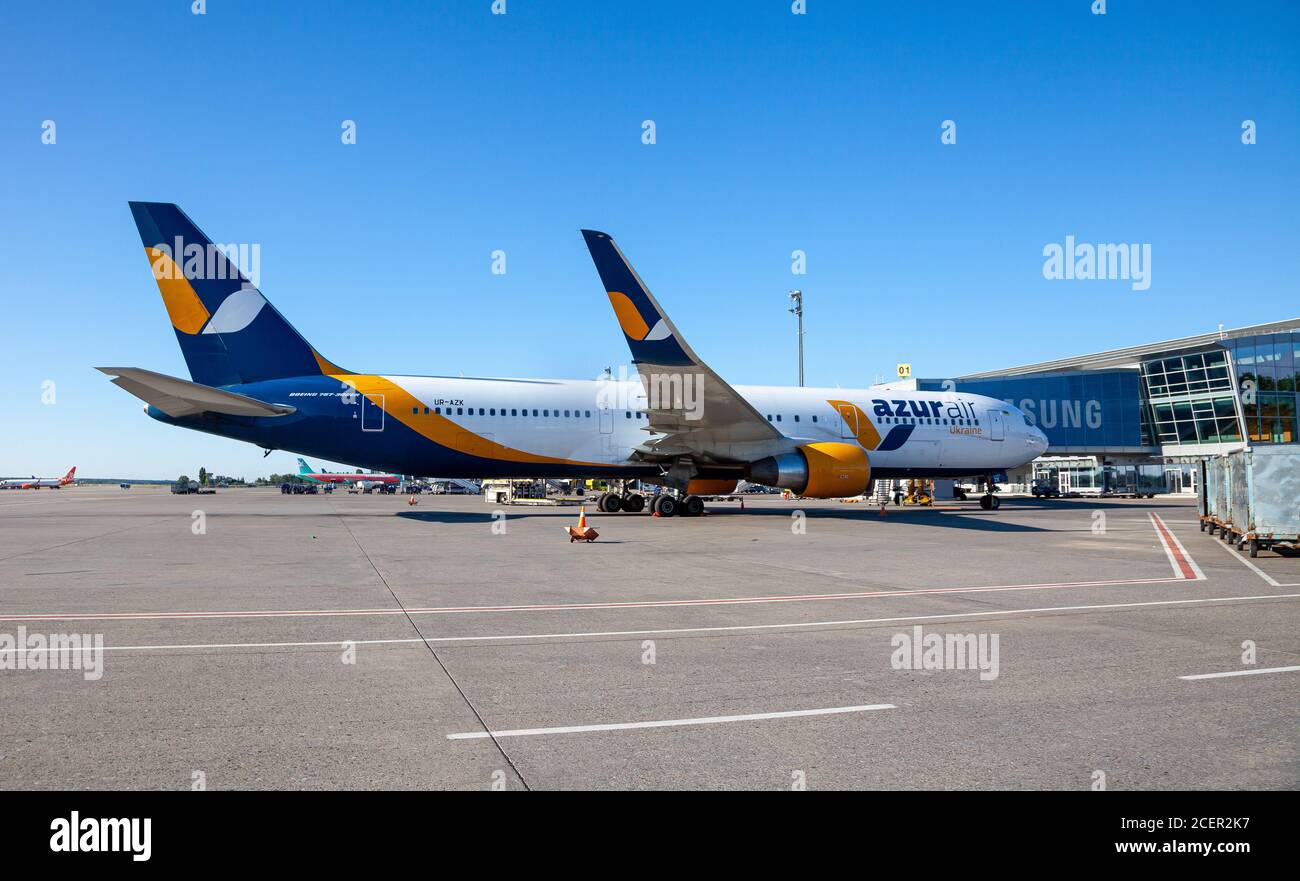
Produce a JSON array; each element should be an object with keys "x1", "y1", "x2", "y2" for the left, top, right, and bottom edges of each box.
[
  {"x1": 97, "y1": 367, "x2": 297, "y2": 418},
  {"x1": 581, "y1": 230, "x2": 781, "y2": 462}
]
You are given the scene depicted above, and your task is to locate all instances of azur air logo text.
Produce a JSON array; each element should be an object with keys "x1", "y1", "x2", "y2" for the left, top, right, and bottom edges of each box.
[{"x1": 872, "y1": 398, "x2": 980, "y2": 421}]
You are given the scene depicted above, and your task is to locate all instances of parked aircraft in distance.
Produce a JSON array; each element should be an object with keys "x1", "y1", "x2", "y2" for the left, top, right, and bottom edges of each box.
[
  {"x1": 0, "y1": 467, "x2": 76, "y2": 489},
  {"x1": 296, "y1": 457, "x2": 399, "y2": 488},
  {"x1": 101, "y1": 203, "x2": 1046, "y2": 517}
]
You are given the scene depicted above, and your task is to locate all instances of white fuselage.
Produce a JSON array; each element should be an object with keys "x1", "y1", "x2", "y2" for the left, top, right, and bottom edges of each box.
[{"x1": 377, "y1": 376, "x2": 1048, "y2": 476}]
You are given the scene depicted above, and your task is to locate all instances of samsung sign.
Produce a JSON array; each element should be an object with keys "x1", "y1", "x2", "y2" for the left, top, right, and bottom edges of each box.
[
  {"x1": 1016, "y1": 397, "x2": 1103, "y2": 429},
  {"x1": 918, "y1": 371, "x2": 1143, "y2": 448}
]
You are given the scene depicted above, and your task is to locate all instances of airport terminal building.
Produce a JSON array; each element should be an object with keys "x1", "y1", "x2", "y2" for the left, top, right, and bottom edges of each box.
[{"x1": 903, "y1": 318, "x2": 1299, "y2": 494}]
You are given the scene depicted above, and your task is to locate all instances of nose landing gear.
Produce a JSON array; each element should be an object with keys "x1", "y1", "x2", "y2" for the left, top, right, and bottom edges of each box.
[{"x1": 978, "y1": 474, "x2": 1001, "y2": 510}]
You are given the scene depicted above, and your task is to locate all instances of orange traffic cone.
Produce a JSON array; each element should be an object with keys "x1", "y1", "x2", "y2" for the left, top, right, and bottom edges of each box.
[
  {"x1": 407, "y1": 496, "x2": 418, "y2": 506},
  {"x1": 565, "y1": 505, "x2": 599, "y2": 542}
]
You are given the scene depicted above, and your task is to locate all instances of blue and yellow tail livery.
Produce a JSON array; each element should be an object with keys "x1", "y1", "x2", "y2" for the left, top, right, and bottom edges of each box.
[
  {"x1": 581, "y1": 229, "x2": 695, "y2": 368},
  {"x1": 128, "y1": 202, "x2": 343, "y2": 387}
]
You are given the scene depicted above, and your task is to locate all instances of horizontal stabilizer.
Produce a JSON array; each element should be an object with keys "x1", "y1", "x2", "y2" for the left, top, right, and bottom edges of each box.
[{"x1": 96, "y1": 367, "x2": 296, "y2": 418}]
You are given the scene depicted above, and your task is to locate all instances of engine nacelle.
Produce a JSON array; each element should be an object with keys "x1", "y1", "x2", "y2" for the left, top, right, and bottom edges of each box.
[
  {"x1": 686, "y1": 479, "x2": 739, "y2": 496},
  {"x1": 747, "y1": 442, "x2": 870, "y2": 498}
]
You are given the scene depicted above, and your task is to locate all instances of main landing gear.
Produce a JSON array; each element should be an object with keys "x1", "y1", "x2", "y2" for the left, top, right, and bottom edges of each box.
[
  {"x1": 596, "y1": 490, "x2": 705, "y2": 517},
  {"x1": 597, "y1": 490, "x2": 645, "y2": 513},
  {"x1": 650, "y1": 494, "x2": 705, "y2": 517}
]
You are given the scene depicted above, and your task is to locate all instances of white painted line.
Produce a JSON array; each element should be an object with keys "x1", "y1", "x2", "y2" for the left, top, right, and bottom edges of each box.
[
  {"x1": 96, "y1": 592, "x2": 1300, "y2": 652},
  {"x1": 1206, "y1": 537, "x2": 1300, "y2": 587},
  {"x1": 1180, "y1": 665, "x2": 1300, "y2": 681},
  {"x1": 446, "y1": 704, "x2": 897, "y2": 740},
  {"x1": 1149, "y1": 513, "x2": 1204, "y2": 580},
  {"x1": 0, "y1": 575, "x2": 1193, "y2": 623}
]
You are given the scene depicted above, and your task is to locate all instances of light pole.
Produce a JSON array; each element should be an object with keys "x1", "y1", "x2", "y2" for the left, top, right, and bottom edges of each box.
[{"x1": 788, "y1": 289, "x2": 804, "y2": 387}]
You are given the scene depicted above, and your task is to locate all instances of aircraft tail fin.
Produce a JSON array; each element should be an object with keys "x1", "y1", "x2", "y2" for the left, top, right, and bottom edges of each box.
[
  {"x1": 297, "y1": 458, "x2": 315, "y2": 475},
  {"x1": 128, "y1": 202, "x2": 349, "y2": 387},
  {"x1": 579, "y1": 229, "x2": 697, "y2": 368}
]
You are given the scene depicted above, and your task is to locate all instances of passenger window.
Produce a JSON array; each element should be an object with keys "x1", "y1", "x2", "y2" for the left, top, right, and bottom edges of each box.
[
  {"x1": 544, "y1": 409, "x2": 549, "y2": 417},
  {"x1": 626, "y1": 411, "x2": 632, "y2": 419},
  {"x1": 532, "y1": 409, "x2": 538, "y2": 417},
  {"x1": 411, "y1": 407, "x2": 419, "y2": 415},
  {"x1": 490, "y1": 408, "x2": 496, "y2": 416},
  {"x1": 812, "y1": 415, "x2": 818, "y2": 423},
  {"x1": 457, "y1": 408, "x2": 463, "y2": 415},
  {"x1": 766, "y1": 414, "x2": 773, "y2": 421},
  {"x1": 479, "y1": 408, "x2": 485, "y2": 416},
  {"x1": 435, "y1": 407, "x2": 441, "y2": 414},
  {"x1": 793, "y1": 415, "x2": 800, "y2": 422},
  {"x1": 564, "y1": 410, "x2": 570, "y2": 417},
  {"x1": 511, "y1": 409, "x2": 517, "y2": 416}
]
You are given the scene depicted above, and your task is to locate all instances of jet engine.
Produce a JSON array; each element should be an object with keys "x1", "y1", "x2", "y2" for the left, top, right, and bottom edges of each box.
[
  {"x1": 686, "y1": 479, "x2": 740, "y2": 496},
  {"x1": 747, "y1": 442, "x2": 870, "y2": 498}
]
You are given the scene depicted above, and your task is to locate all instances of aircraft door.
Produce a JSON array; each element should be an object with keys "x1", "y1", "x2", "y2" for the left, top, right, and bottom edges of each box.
[
  {"x1": 838, "y1": 403, "x2": 859, "y2": 439},
  {"x1": 362, "y1": 394, "x2": 385, "y2": 432},
  {"x1": 987, "y1": 408, "x2": 1005, "y2": 441},
  {"x1": 599, "y1": 402, "x2": 613, "y2": 434}
]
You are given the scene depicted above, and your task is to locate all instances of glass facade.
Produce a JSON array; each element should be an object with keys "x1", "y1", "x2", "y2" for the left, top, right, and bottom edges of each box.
[
  {"x1": 1228, "y1": 332, "x2": 1298, "y2": 444},
  {"x1": 1032, "y1": 458, "x2": 1168, "y2": 494},
  {"x1": 917, "y1": 371, "x2": 1144, "y2": 449},
  {"x1": 1139, "y1": 332, "x2": 1299, "y2": 447},
  {"x1": 1140, "y1": 349, "x2": 1242, "y2": 446}
]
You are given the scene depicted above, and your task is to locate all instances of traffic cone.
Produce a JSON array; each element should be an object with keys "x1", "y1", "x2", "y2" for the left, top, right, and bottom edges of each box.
[
  {"x1": 565, "y1": 505, "x2": 599, "y2": 542},
  {"x1": 879, "y1": 501, "x2": 886, "y2": 517},
  {"x1": 407, "y1": 496, "x2": 418, "y2": 506}
]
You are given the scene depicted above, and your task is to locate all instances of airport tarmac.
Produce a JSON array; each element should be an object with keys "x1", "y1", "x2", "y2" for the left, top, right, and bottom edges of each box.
[{"x1": 0, "y1": 485, "x2": 1296, "y2": 790}]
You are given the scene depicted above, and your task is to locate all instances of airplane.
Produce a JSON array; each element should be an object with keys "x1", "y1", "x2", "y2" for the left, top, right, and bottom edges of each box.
[
  {"x1": 100, "y1": 202, "x2": 1047, "y2": 517},
  {"x1": 0, "y1": 467, "x2": 76, "y2": 490},
  {"x1": 296, "y1": 457, "x2": 400, "y2": 488}
]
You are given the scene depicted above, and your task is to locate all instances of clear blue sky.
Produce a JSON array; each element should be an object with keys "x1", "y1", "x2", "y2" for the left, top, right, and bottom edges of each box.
[{"x1": 2, "y1": 1, "x2": 1297, "y2": 479}]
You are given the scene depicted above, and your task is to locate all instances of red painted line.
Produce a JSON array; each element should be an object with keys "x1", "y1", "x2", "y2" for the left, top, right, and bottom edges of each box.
[
  {"x1": 0, "y1": 575, "x2": 1190, "y2": 623},
  {"x1": 1149, "y1": 512, "x2": 1199, "y2": 580}
]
